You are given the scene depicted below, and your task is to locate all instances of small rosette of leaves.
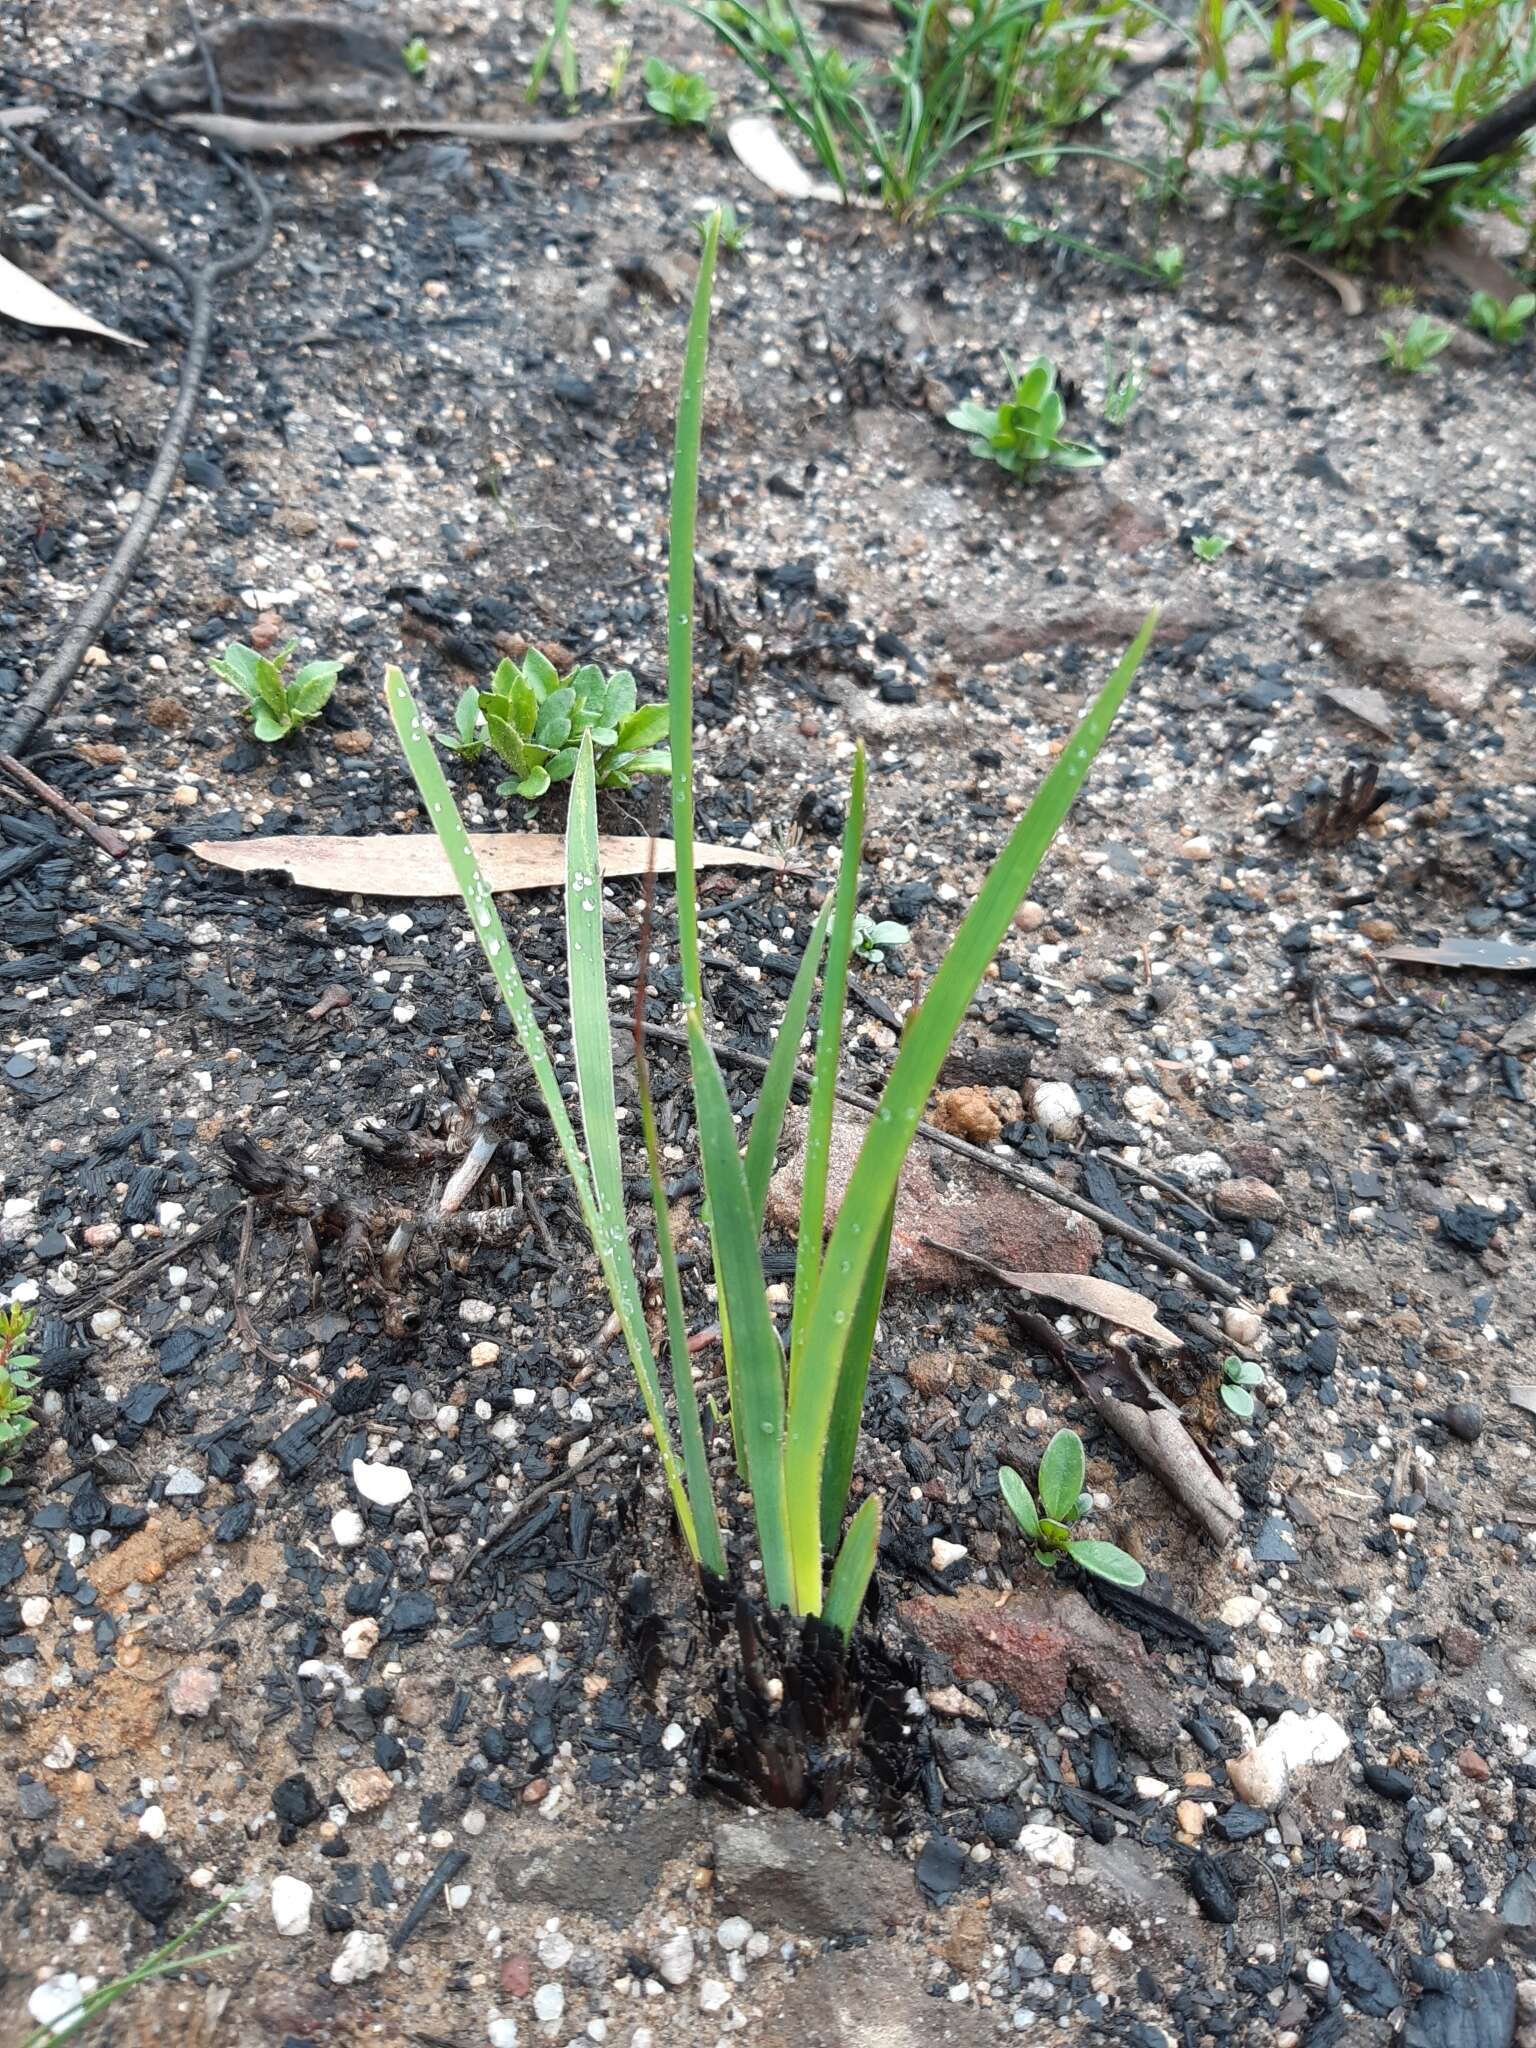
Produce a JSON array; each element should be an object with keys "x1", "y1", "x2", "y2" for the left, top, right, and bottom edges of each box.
[
  {"x1": 851, "y1": 912, "x2": 909, "y2": 966},
  {"x1": 209, "y1": 640, "x2": 344, "y2": 743},
  {"x1": 999, "y1": 1428, "x2": 1145, "y2": 1588},
  {"x1": 1467, "y1": 290, "x2": 1534, "y2": 347},
  {"x1": 0, "y1": 1304, "x2": 39, "y2": 1487},
  {"x1": 643, "y1": 56, "x2": 716, "y2": 125},
  {"x1": 449, "y1": 650, "x2": 671, "y2": 801},
  {"x1": 947, "y1": 358, "x2": 1102, "y2": 479},
  {"x1": 1220, "y1": 1353, "x2": 1265, "y2": 1419}
]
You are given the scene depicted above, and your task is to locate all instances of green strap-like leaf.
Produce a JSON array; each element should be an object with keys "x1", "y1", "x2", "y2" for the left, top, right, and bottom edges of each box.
[
  {"x1": 386, "y1": 667, "x2": 701, "y2": 1562},
  {"x1": 818, "y1": 1188, "x2": 894, "y2": 1550},
  {"x1": 782, "y1": 613, "x2": 1156, "y2": 1614},
  {"x1": 788, "y1": 744, "x2": 866, "y2": 1403},
  {"x1": 742, "y1": 894, "x2": 833, "y2": 1231},
  {"x1": 822, "y1": 1493, "x2": 880, "y2": 1646},
  {"x1": 667, "y1": 214, "x2": 719, "y2": 1015},
  {"x1": 686, "y1": 1009, "x2": 794, "y2": 1612}
]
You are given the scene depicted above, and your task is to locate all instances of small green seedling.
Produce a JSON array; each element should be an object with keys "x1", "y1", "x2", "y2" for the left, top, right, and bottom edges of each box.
[
  {"x1": 442, "y1": 650, "x2": 670, "y2": 801},
  {"x1": 1191, "y1": 532, "x2": 1231, "y2": 562},
  {"x1": 209, "y1": 641, "x2": 343, "y2": 743},
  {"x1": 436, "y1": 686, "x2": 487, "y2": 762},
  {"x1": 1379, "y1": 314, "x2": 1450, "y2": 373},
  {"x1": 401, "y1": 36, "x2": 430, "y2": 75},
  {"x1": 1467, "y1": 290, "x2": 1534, "y2": 346},
  {"x1": 851, "y1": 912, "x2": 909, "y2": 967},
  {"x1": 1220, "y1": 1354, "x2": 1264, "y2": 1419},
  {"x1": 643, "y1": 57, "x2": 716, "y2": 125},
  {"x1": 999, "y1": 1429, "x2": 1145, "y2": 1588},
  {"x1": 0, "y1": 1304, "x2": 39, "y2": 1487},
  {"x1": 947, "y1": 357, "x2": 1103, "y2": 479},
  {"x1": 1152, "y1": 243, "x2": 1185, "y2": 288},
  {"x1": 698, "y1": 203, "x2": 747, "y2": 254},
  {"x1": 1101, "y1": 345, "x2": 1145, "y2": 428}
]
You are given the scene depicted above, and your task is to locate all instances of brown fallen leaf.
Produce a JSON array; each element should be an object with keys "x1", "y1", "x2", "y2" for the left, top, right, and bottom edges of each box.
[
  {"x1": 921, "y1": 1237, "x2": 1180, "y2": 1348},
  {"x1": 172, "y1": 111, "x2": 647, "y2": 152},
  {"x1": 1428, "y1": 224, "x2": 1528, "y2": 306},
  {"x1": 726, "y1": 115, "x2": 877, "y2": 206},
  {"x1": 192, "y1": 831, "x2": 786, "y2": 899},
  {"x1": 1385, "y1": 937, "x2": 1536, "y2": 974},
  {"x1": 1283, "y1": 252, "x2": 1364, "y2": 318},
  {"x1": 0, "y1": 252, "x2": 144, "y2": 349}
]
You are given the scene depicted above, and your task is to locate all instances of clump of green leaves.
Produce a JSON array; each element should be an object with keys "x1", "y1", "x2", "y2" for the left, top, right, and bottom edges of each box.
[
  {"x1": 851, "y1": 912, "x2": 909, "y2": 966},
  {"x1": 1152, "y1": 242, "x2": 1185, "y2": 287},
  {"x1": 0, "y1": 1304, "x2": 39, "y2": 1487},
  {"x1": 999, "y1": 1430, "x2": 1145, "y2": 1587},
  {"x1": 437, "y1": 652, "x2": 669, "y2": 801},
  {"x1": 948, "y1": 356, "x2": 1103, "y2": 478},
  {"x1": 1191, "y1": 532, "x2": 1231, "y2": 561},
  {"x1": 1200, "y1": 0, "x2": 1536, "y2": 258},
  {"x1": 1467, "y1": 289, "x2": 1535, "y2": 345},
  {"x1": 209, "y1": 641, "x2": 343, "y2": 743},
  {"x1": 1220, "y1": 1353, "x2": 1265, "y2": 1419},
  {"x1": 699, "y1": 0, "x2": 1161, "y2": 227},
  {"x1": 643, "y1": 56, "x2": 717, "y2": 124},
  {"x1": 1379, "y1": 313, "x2": 1450, "y2": 372},
  {"x1": 401, "y1": 36, "x2": 430, "y2": 75},
  {"x1": 389, "y1": 215, "x2": 1155, "y2": 1648},
  {"x1": 698, "y1": 202, "x2": 747, "y2": 253}
]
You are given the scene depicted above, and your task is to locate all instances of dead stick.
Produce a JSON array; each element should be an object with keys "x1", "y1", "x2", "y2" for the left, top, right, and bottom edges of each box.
[
  {"x1": 632, "y1": 1017, "x2": 1243, "y2": 1305},
  {"x1": 1085, "y1": 1389, "x2": 1243, "y2": 1548},
  {"x1": 0, "y1": 750, "x2": 129, "y2": 858}
]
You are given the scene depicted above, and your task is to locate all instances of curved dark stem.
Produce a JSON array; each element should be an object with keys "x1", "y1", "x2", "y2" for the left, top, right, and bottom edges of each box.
[{"x1": 0, "y1": 9, "x2": 273, "y2": 764}]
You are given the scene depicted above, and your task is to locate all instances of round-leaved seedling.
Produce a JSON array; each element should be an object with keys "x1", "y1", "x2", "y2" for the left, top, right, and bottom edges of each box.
[{"x1": 999, "y1": 1429, "x2": 1145, "y2": 1588}]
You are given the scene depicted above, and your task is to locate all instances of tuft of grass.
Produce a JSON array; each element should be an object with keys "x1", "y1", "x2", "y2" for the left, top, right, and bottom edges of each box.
[
  {"x1": 19, "y1": 1891, "x2": 242, "y2": 2048},
  {"x1": 388, "y1": 215, "x2": 1156, "y2": 1640}
]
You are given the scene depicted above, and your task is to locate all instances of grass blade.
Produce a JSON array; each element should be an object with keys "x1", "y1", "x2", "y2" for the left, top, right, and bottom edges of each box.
[
  {"x1": 787, "y1": 744, "x2": 866, "y2": 1401},
  {"x1": 388, "y1": 669, "x2": 701, "y2": 1561},
  {"x1": 686, "y1": 1010, "x2": 795, "y2": 1610},
  {"x1": 565, "y1": 734, "x2": 627, "y2": 1240},
  {"x1": 782, "y1": 613, "x2": 1157, "y2": 1612},
  {"x1": 667, "y1": 213, "x2": 719, "y2": 1016},
  {"x1": 818, "y1": 1189, "x2": 893, "y2": 1549},
  {"x1": 822, "y1": 1493, "x2": 880, "y2": 1643},
  {"x1": 743, "y1": 892, "x2": 832, "y2": 1229}
]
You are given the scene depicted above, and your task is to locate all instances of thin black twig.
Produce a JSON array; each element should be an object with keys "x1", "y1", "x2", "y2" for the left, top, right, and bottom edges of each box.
[{"x1": 0, "y1": 13, "x2": 274, "y2": 765}]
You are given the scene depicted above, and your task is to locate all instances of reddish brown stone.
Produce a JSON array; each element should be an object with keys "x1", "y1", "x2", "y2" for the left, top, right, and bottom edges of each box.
[
  {"x1": 1457, "y1": 1746, "x2": 1490, "y2": 1783},
  {"x1": 501, "y1": 1955, "x2": 533, "y2": 1998},
  {"x1": 900, "y1": 1585, "x2": 1179, "y2": 1756}
]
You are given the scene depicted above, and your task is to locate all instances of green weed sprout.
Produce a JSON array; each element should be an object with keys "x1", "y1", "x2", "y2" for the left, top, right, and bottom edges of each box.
[
  {"x1": 1152, "y1": 243, "x2": 1185, "y2": 287},
  {"x1": 851, "y1": 912, "x2": 909, "y2": 966},
  {"x1": 1101, "y1": 344, "x2": 1145, "y2": 427},
  {"x1": 438, "y1": 655, "x2": 670, "y2": 801},
  {"x1": 0, "y1": 1304, "x2": 38, "y2": 1487},
  {"x1": 1220, "y1": 1353, "x2": 1264, "y2": 1419},
  {"x1": 1467, "y1": 290, "x2": 1534, "y2": 346},
  {"x1": 528, "y1": 0, "x2": 579, "y2": 103},
  {"x1": 1379, "y1": 313, "x2": 1450, "y2": 373},
  {"x1": 948, "y1": 357, "x2": 1103, "y2": 478},
  {"x1": 388, "y1": 216, "x2": 1155, "y2": 1643},
  {"x1": 18, "y1": 1890, "x2": 242, "y2": 2048},
  {"x1": 698, "y1": 203, "x2": 747, "y2": 253},
  {"x1": 401, "y1": 36, "x2": 430, "y2": 75},
  {"x1": 209, "y1": 641, "x2": 343, "y2": 743},
  {"x1": 1191, "y1": 532, "x2": 1230, "y2": 561},
  {"x1": 643, "y1": 57, "x2": 716, "y2": 125},
  {"x1": 1000, "y1": 1430, "x2": 1145, "y2": 1587}
]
